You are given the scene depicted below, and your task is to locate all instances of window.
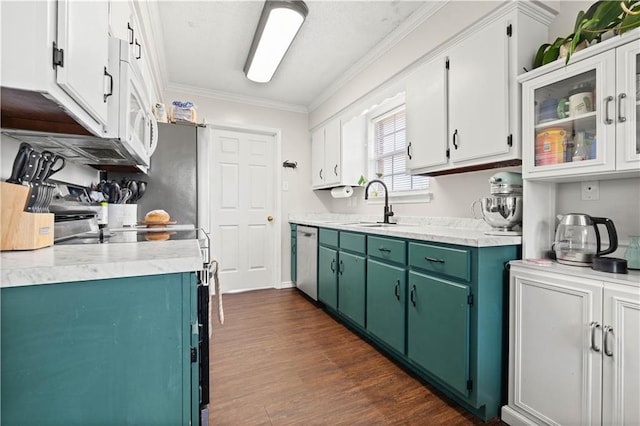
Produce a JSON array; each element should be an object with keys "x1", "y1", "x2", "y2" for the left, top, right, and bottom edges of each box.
[{"x1": 370, "y1": 106, "x2": 429, "y2": 199}]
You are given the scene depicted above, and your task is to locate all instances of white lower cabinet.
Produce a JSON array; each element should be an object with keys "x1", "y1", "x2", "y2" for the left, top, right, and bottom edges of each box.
[{"x1": 503, "y1": 263, "x2": 640, "y2": 426}]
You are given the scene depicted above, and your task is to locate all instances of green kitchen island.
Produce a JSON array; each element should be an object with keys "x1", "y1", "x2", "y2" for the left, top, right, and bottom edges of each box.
[{"x1": 0, "y1": 239, "x2": 204, "y2": 426}]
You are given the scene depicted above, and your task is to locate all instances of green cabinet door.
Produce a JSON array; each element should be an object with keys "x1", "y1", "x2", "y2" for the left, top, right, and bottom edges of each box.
[
  {"x1": 366, "y1": 259, "x2": 406, "y2": 354},
  {"x1": 318, "y1": 246, "x2": 338, "y2": 310},
  {"x1": 407, "y1": 270, "x2": 471, "y2": 396},
  {"x1": 338, "y1": 251, "x2": 366, "y2": 327}
]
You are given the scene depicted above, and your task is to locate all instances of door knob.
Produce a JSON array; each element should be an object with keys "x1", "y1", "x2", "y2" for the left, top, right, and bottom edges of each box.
[{"x1": 267, "y1": 215, "x2": 274, "y2": 222}]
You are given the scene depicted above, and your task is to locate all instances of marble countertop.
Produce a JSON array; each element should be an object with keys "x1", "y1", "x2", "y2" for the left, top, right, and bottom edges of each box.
[
  {"x1": 1, "y1": 239, "x2": 204, "y2": 288},
  {"x1": 289, "y1": 214, "x2": 522, "y2": 247},
  {"x1": 511, "y1": 260, "x2": 640, "y2": 288}
]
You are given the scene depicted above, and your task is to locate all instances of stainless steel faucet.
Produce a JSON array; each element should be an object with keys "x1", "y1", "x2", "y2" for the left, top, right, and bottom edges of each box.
[{"x1": 364, "y1": 179, "x2": 394, "y2": 224}]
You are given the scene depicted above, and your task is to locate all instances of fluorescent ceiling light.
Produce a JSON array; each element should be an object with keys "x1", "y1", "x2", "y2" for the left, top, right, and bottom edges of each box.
[{"x1": 244, "y1": 1, "x2": 308, "y2": 83}]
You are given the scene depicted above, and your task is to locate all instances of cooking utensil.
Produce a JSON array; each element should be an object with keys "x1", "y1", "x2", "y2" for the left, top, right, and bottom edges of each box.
[
  {"x1": 136, "y1": 181, "x2": 147, "y2": 201},
  {"x1": 554, "y1": 214, "x2": 618, "y2": 266},
  {"x1": 126, "y1": 180, "x2": 138, "y2": 204},
  {"x1": 6, "y1": 142, "x2": 33, "y2": 184}
]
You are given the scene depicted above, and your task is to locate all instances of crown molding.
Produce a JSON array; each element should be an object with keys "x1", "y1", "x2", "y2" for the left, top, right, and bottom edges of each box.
[
  {"x1": 307, "y1": 0, "x2": 449, "y2": 112},
  {"x1": 165, "y1": 83, "x2": 309, "y2": 114}
]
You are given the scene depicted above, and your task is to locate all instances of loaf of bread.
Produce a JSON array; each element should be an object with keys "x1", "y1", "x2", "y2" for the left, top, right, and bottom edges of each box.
[{"x1": 144, "y1": 209, "x2": 170, "y2": 224}]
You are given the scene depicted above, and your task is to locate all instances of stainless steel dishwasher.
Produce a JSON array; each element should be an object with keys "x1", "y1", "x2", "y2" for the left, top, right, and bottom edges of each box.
[{"x1": 296, "y1": 225, "x2": 318, "y2": 300}]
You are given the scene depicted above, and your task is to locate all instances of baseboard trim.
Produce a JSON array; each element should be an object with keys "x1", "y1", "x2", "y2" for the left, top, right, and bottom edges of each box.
[{"x1": 501, "y1": 405, "x2": 539, "y2": 426}]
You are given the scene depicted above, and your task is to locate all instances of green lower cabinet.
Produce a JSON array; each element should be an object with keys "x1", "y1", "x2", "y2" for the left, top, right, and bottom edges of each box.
[
  {"x1": 407, "y1": 270, "x2": 471, "y2": 397},
  {"x1": 366, "y1": 259, "x2": 406, "y2": 354},
  {"x1": 1, "y1": 273, "x2": 199, "y2": 426},
  {"x1": 318, "y1": 245, "x2": 338, "y2": 310},
  {"x1": 337, "y1": 251, "x2": 366, "y2": 327}
]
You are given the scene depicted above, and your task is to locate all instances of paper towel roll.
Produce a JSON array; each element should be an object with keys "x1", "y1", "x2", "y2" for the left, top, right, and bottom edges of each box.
[{"x1": 331, "y1": 186, "x2": 353, "y2": 198}]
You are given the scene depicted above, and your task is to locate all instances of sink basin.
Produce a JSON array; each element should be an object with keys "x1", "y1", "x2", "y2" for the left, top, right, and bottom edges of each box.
[{"x1": 355, "y1": 223, "x2": 397, "y2": 228}]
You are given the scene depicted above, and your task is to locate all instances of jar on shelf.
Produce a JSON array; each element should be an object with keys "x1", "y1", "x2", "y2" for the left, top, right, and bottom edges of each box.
[{"x1": 572, "y1": 131, "x2": 588, "y2": 161}]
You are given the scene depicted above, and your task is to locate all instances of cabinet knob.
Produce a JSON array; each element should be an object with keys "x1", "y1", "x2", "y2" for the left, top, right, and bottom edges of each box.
[{"x1": 267, "y1": 215, "x2": 274, "y2": 222}]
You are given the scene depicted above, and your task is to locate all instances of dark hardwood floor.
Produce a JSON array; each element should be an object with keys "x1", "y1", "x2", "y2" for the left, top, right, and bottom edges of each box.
[{"x1": 209, "y1": 288, "x2": 502, "y2": 425}]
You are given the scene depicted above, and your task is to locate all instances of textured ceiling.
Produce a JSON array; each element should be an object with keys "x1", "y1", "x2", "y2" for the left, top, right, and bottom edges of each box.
[{"x1": 155, "y1": 1, "x2": 429, "y2": 110}]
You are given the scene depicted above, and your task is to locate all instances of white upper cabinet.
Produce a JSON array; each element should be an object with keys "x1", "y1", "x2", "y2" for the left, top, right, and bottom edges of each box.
[
  {"x1": 311, "y1": 117, "x2": 366, "y2": 189},
  {"x1": 448, "y1": 18, "x2": 509, "y2": 164},
  {"x1": 520, "y1": 28, "x2": 640, "y2": 180},
  {"x1": 1, "y1": 1, "x2": 110, "y2": 136},
  {"x1": 404, "y1": 3, "x2": 551, "y2": 175},
  {"x1": 405, "y1": 54, "x2": 448, "y2": 172},
  {"x1": 56, "y1": 0, "x2": 110, "y2": 128}
]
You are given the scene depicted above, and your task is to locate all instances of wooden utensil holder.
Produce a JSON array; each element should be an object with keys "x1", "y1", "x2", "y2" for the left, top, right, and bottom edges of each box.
[{"x1": 1, "y1": 182, "x2": 54, "y2": 251}]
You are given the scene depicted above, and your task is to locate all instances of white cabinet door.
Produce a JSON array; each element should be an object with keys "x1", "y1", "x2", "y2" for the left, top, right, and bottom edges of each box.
[
  {"x1": 615, "y1": 40, "x2": 640, "y2": 170},
  {"x1": 324, "y1": 119, "x2": 341, "y2": 186},
  {"x1": 311, "y1": 128, "x2": 325, "y2": 187},
  {"x1": 56, "y1": 0, "x2": 110, "y2": 127},
  {"x1": 448, "y1": 18, "x2": 509, "y2": 164},
  {"x1": 602, "y1": 283, "x2": 640, "y2": 426},
  {"x1": 405, "y1": 55, "x2": 448, "y2": 172},
  {"x1": 510, "y1": 268, "x2": 603, "y2": 425}
]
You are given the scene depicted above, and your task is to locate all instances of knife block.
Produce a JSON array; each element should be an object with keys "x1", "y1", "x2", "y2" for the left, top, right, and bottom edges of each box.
[{"x1": 1, "y1": 182, "x2": 54, "y2": 251}]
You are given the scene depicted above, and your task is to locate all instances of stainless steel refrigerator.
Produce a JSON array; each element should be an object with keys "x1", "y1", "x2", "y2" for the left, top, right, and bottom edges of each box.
[{"x1": 110, "y1": 122, "x2": 199, "y2": 226}]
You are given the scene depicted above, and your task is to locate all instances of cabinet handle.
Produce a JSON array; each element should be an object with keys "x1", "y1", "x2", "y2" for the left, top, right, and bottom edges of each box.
[
  {"x1": 378, "y1": 247, "x2": 391, "y2": 253},
  {"x1": 135, "y1": 40, "x2": 142, "y2": 60},
  {"x1": 452, "y1": 129, "x2": 459, "y2": 149},
  {"x1": 103, "y1": 67, "x2": 113, "y2": 102},
  {"x1": 603, "y1": 325, "x2": 614, "y2": 357},
  {"x1": 394, "y1": 280, "x2": 400, "y2": 301},
  {"x1": 617, "y1": 93, "x2": 627, "y2": 123},
  {"x1": 425, "y1": 256, "x2": 445, "y2": 263},
  {"x1": 407, "y1": 142, "x2": 412, "y2": 160},
  {"x1": 334, "y1": 164, "x2": 338, "y2": 176},
  {"x1": 339, "y1": 260, "x2": 344, "y2": 275},
  {"x1": 319, "y1": 169, "x2": 323, "y2": 180},
  {"x1": 410, "y1": 285, "x2": 416, "y2": 307},
  {"x1": 330, "y1": 259, "x2": 335, "y2": 273},
  {"x1": 127, "y1": 23, "x2": 134, "y2": 44},
  {"x1": 604, "y1": 96, "x2": 614, "y2": 125},
  {"x1": 590, "y1": 321, "x2": 601, "y2": 352}
]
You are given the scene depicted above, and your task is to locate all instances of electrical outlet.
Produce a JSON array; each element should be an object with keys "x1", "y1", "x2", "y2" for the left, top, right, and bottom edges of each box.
[{"x1": 581, "y1": 181, "x2": 599, "y2": 201}]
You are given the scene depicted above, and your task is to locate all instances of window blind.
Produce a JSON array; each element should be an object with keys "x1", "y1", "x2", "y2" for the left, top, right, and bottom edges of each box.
[{"x1": 373, "y1": 108, "x2": 428, "y2": 194}]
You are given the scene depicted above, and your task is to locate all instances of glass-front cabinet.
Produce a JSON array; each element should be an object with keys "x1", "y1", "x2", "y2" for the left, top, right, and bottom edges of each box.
[{"x1": 521, "y1": 31, "x2": 640, "y2": 179}]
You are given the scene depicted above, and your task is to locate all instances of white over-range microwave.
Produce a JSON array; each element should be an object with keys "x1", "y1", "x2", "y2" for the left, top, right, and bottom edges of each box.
[{"x1": 105, "y1": 36, "x2": 158, "y2": 166}]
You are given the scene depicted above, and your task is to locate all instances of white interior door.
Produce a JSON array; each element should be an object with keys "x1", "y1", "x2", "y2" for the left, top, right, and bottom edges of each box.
[{"x1": 210, "y1": 128, "x2": 276, "y2": 293}]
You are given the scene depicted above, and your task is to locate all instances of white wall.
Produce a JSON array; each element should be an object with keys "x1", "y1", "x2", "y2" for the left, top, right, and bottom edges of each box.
[
  {"x1": 0, "y1": 134, "x2": 99, "y2": 186},
  {"x1": 556, "y1": 178, "x2": 640, "y2": 256}
]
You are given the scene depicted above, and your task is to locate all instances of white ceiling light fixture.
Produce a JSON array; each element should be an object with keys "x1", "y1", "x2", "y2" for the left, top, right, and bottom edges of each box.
[{"x1": 244, "y1": 0, "x2": 309, "y2": 83}]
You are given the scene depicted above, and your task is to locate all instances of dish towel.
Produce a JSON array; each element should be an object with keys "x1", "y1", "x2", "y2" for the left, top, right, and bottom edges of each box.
[{"x1": 209, "y1": 259, "x2": 224, "y2": 336}]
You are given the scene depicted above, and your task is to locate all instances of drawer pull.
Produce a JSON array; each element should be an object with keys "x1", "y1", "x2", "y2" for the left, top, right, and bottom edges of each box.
[
  {"x1": 590, "y1": 321, "x2": 601, "y2": 352},
  {"x1": 425, "y1": 256, "x2": 445, "y2": 263},
  {"x1": 394, "y1": 280, "x2": 400, "y2": 301},
  {"x1": 410, "y1": 285, "x2": 416, "y2": 307},
  {"x1": 604, "y1": 325, "x2": 614, "y2": 357},
  {"x1": 378, "y1": 247, "x2": 391, "y2": 253}
]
